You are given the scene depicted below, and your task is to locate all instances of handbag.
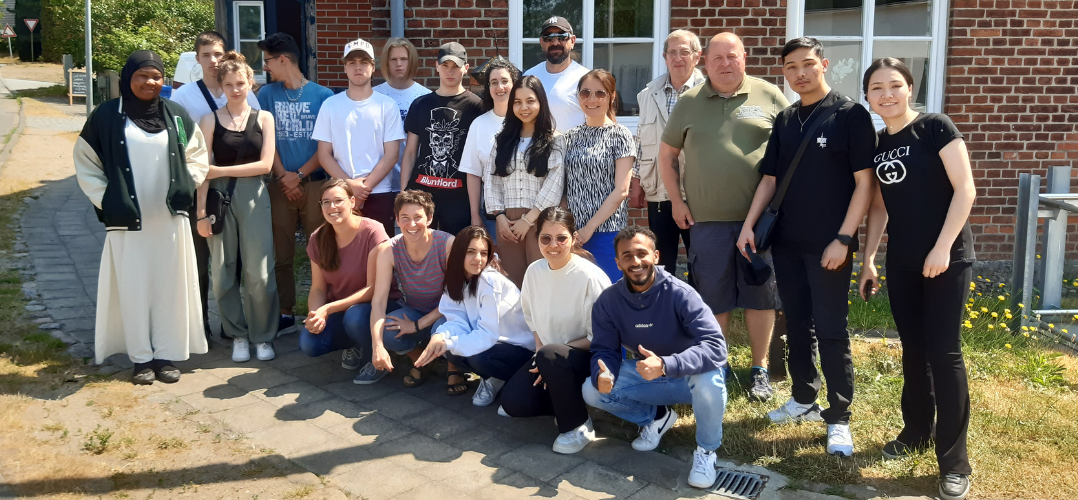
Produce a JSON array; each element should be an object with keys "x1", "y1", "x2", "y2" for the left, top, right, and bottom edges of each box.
[
  {"x1": 204, "y1": 110, "x2": 258, "y2": 235},
  {"x1": 753, "y1": 98, "x2": 847, "y2": 252}
]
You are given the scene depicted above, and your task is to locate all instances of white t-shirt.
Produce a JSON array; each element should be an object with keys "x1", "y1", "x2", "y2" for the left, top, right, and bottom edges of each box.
[
  {"x1": 310, "y1": 90, "x2": 407, "y2": 194},
  {"x1": 520, "y1": 254, "x2": 611, "y2": 345},
  {"x1": 374, "y1": 81, "x2": 432, "y2": 191},
  {"x1": 524, "y1": 61, "x2": 590, "y2": 134},
  {"x1": 458, "y1": 109, "x2": 506, "y2": 177},
  {"x1": 169, "y1": 80, "x2": 261, "y2": 123}
]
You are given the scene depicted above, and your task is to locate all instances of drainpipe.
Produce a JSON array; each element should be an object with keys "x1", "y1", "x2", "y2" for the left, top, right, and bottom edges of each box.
[{"x1": 391, "y1": 0, "x2": 404, "y2": 38}]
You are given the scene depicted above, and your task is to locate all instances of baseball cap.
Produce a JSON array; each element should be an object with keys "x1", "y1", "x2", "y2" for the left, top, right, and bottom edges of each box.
[
  {"x1": 540, "y1": 16, "x2": 574, "y2": 35},
  {"x1": 438, "y1": 42, "x2": 468, "y2": 66},
  {"x1": 739, "y1": 246, "x2": 773, "y2": 287},
  {"x1": 343, "y1": 38, "x2": 375, "y2": 61}
]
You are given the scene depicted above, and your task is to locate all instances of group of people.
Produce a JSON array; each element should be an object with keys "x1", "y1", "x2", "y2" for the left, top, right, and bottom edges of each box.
[{"x1": 73, "y1": 17, "x2": 977, "y2": 500}]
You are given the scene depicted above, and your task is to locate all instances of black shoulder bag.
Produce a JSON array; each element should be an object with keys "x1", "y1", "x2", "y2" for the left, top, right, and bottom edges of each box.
[
  {"x1": 752, "y1": 99, "x2": 846, "y2": 252},
  {"x1": 204, "y1": 110, "x2": 258, "y2": 234},
  {"x1": 196, "y1": 80, "x2": 219, "y2": 112}
]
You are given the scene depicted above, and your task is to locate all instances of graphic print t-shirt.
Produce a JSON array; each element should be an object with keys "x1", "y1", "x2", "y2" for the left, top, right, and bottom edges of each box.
[
  {"x1": 404, "y1": 91, "x2": 484, "y2": 192},
  {"x1": 257, "y1": 81, "x2": 336, "y2": 172},
  {"x1": 875, "y1": 113, "x2": 975, "y2": 267}
]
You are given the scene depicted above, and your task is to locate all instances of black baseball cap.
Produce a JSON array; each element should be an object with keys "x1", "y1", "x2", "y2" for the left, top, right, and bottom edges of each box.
[
  {"x1": 438, "y1": 42, "x2": 467, "y2": 66},
  {"x1": 739, "y1": 246, "x2": 773, "y2": 287},
  {"x1": 540, "y1": 16, "x2": 574, "y2": 36}
]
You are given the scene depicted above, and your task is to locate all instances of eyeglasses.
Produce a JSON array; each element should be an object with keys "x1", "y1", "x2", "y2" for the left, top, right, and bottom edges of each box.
[
  {"x1": 262, "y1": 54, "x2": 284, "y2": 65},
  {"x1": 319, "y1": 197, "x2": 350, "y2": 208},
  {"x1": 577, "y1": 89, "x2": 609, "y2": 100},
  {"x1": 541, "y1": 33, "x2": 572, "y2": 43},
  {"x1": 665, "y1": 50, "x2": 695, "y2": 59},
  {"x1": 539, "y1": 234, "x2": 571, "y2": 246}
]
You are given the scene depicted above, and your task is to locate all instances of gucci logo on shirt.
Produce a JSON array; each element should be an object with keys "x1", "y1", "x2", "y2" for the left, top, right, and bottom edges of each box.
[{"x1": 876, "y1": 160, "x2": 908, "y2": 185}]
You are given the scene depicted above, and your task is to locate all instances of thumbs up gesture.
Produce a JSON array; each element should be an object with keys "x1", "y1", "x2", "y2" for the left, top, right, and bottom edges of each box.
[
  {"x1": 596, "y1": 359, "x2": 615, "y2": 394},
  {"x1": 636, "y1": 345, "x2": 665, "y2": 381}
]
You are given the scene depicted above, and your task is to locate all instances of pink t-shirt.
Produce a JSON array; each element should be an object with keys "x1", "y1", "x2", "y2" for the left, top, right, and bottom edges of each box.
[{"x1": 306, "y1": 218, "x2": 391, "y2": 302}]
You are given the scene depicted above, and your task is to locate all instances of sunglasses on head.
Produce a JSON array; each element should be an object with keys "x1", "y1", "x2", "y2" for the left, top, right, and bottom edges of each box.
[
  {"x1": 539, "y1": 234, "x2": 571, "y2": 246},
  {"x1": 541, "y1": 33, "x2": 572, "y2": 42},
  {"x1": 577, "y1": 89, "x2": 609, "y2": 100}
]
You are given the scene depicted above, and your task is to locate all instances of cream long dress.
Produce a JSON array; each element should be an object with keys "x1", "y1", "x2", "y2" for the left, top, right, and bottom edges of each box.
[{"x1": 74, "y1": 118, "x2": 210, "y2": 364}]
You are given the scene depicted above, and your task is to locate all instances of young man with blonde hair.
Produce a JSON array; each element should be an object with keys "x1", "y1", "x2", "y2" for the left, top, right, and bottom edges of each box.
[{"x1": 375, "y1": 38, "x2": 431, "y2": 196}]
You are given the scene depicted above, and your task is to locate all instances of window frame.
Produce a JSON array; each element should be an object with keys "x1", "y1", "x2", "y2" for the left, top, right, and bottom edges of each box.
[
  {"x1": 509, "y1": 0, "x2": 670, "y2": 130},
  {"x1": 784, "y1": 0, "x2": 949, "y2": 114},
  {"x1": 232, "y1": 0, "x2": 267, "y2": 84}
]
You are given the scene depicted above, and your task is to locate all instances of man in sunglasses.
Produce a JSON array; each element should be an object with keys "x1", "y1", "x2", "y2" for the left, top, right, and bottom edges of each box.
[{"x1": 523, "y1": 16, "x2": 590, "y2": 132}]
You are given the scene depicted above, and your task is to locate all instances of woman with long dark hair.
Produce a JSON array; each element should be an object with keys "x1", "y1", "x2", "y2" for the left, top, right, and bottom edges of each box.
[
  {"x1": 298, "y1": 179, "x2": 395, "y2": 375},
  {"x1": 413, "y1": 225, "x2": 535, "y2": 407},
  {"x1": 499, "y1": 207, "x2": 610, "y2": 453},
  {"x1": 562, "y1": 69, "x2": 635, "y2": 281},
  {"x1": 859, "y1": 57, "x2": 977, "y2": 500},
  {"x1": 485, "y1": 75, "x2": 566, "y2": 287},
  {"x1": 195, "y1": 51, "x2": 279, "y2": 363},
  {"x1": 74, "y1": 50, "x2": 210, "y2": 384}
]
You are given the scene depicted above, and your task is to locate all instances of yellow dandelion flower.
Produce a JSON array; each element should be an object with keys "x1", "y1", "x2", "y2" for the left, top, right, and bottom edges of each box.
[
  {"x1": 880, "y1": 276, "x2": 886, "y2": 280},
  {"x1": 1073, "y1": 314, "x2": 1078, "y2": 321},
  {"x1": 1037, "y1": 254, "x2": 1041, "y2": 258},
  {"x1": 1049, "y1": 323, "x2": 1055, "y2": 329},
  {"x1": 1023, "y1": 332, "x2": 1030, "y2": 337},
  {"x1": 998, "y1": 295, "x2": 1005, "y2": 301},
  {"x1": 998, "y1": 283, "x2": 1006, "y2": 288},
  {"x1": 977, "y1": 293, "x2": 982, "y2": 296},
  {"x1": 981, "y1": 307, "x2": 989, "y2": 313},
  {"x1": 988, "y1": 324, "x2": 995, "y2": 330},
  {"x1": 991, "y1": 312, "x2": 999, "y2": 318},
  {"x1": 1063, "y1": 329, "x2": 1069, "y2": 334},
  {"x1": 969, "y1": 312, "x2": 979, "y2": 319},
  {"x1": 850, "y1": 280, "x2": 856, "y2": 284},
  {"x1": 964, "y1": 321, "x2": 973, "y2": 329},
  {"x1": 1004, "y1": 309, "x2": 1011, "y2": 314},
  {"x1": 1005, "y1": 343, "x2": 1012, "y2": 349},
  {"x1": 1018, "y1": 303, "x2": 1024, "y2": 308},
  {"x1": 977, "y1": 276, "x2": 983, "y2": 279},
  {"x1": 1072, "y1": 280, "x2": 1078, "y2": 286},
  {"x1": 1005, "y1": 313, "x2": 1013, "y2": 319},
  {"x1": 1022, "y1": 326, "x2": 1029, "y2": 331},
  {"x1": 986, "y1": 278, "x2": 991, "y2": 282},
  {"x1": 848, "y1": 300, "x2": 852, "y2": 305}
]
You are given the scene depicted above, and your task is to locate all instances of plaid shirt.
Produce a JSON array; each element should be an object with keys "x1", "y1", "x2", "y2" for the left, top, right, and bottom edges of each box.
[{"x1": 662, "y1": 78, "x2": 697, "y2": 114}]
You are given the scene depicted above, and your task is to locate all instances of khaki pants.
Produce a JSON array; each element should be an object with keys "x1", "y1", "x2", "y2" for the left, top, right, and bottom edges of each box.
[
  {"x1": 269, "y1": 177, "x2": 326, "y2": 313},
  {"x1": 498, "y1": 207, "x2": 542, "y2": 289}
]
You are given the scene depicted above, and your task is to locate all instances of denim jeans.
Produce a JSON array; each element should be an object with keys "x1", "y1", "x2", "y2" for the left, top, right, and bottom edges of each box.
[
  {"x1": 298, "y1": 303, "x2": 373, "y2": 357},
  {"x1": 345, "y1": 303, "x2": 446, "y2": 366},
  {"x1": 581, "y1": 359, "x2": 728, "y2": 451}
]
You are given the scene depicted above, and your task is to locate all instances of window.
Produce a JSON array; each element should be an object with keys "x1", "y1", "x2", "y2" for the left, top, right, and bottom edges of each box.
[
  {"x1": 233, "y1": 1, "x2": 266, "y2": 83},
  {"x1": 786, "y1": 0, "x2": 948, "y2": 113},
  {"x1": 509, "y1": 0, "x2": 669, "y2": 122}
]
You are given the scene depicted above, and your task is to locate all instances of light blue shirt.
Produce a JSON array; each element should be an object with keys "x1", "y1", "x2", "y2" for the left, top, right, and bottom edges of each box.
[{"x1": 257, "y1": 81, "x2": 336, "y2": 172}]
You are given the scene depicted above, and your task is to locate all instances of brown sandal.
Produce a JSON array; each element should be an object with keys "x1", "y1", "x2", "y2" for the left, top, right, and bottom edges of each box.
[
  {"x1": 445, "y1": 369, "x2": 469, "y2": 396},
  {"x1": 402, "y1": 366, "x2": 427, "y2": 388}
]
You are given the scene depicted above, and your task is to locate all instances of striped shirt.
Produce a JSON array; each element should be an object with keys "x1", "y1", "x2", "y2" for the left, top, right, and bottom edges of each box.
[
  {"x1": 391, "y1": 230, "x2": 451, "y2": 313},
  {"x1": 563, "y1": 122, "x2": 636, "y2": 233}
]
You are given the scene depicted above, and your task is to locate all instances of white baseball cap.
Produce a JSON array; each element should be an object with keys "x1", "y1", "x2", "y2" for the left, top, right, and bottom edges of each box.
[{"x1": 343, "y1": 38, "x2": 376, "y2": 61}]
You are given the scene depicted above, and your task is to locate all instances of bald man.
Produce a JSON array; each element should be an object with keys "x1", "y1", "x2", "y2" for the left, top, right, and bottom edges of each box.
[{"x1": 658, "y1": 33, "x2": 789, "y2": 401}]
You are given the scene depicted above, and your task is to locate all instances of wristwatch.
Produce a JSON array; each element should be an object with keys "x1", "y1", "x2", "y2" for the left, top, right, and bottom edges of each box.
[
  {"x1": 297, "y1": 170, "x2": 306, "y2": 181},
  {"x1": 835, "y1": 234, "x2": 853, "y2": 246}
]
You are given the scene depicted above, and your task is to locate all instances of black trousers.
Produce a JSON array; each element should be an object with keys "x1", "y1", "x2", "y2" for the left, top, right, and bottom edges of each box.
[
  {"x1": 772, "y1": 245, "x2": 855, "y2": 425},
  {"x1": 444, "y1": 342, "x2": 534, "y2": 381},
  {"x1": 500, "y1": 344, "x2": 592, "y2": 433},
  {"x1": 648, "y1": 201, "x2": 692, "y2": 279},
  {"x1": 429, "y1": 189, "x2": 472, "y2": 237},
  {"x1": 887, "y1": 262, "x2": 972, "y2": 476},
  {"x1": 189, "y1": 213, "x2": 211, "y2": 330}
]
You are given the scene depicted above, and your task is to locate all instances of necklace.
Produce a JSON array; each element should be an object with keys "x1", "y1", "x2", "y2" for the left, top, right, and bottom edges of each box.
[
  {"x1": 797, "y1": 101, "x2": 820, "y2": 132},
  {"x1": 284, "y1": 78, "x2": 308, "y2": 102},
  {"x1": 225, "y1": 105, "x2": 249, "y2": 131}
]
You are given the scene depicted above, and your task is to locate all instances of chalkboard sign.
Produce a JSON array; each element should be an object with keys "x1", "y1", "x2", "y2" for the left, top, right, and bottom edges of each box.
[{"x1": 69, "y1": 69, "x2": 87, "y2": 105}]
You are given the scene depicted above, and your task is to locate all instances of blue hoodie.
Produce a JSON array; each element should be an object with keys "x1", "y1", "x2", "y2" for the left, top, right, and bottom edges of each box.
[{"x1": 589, "y1": 267, "x2": 728, "y2": 386}]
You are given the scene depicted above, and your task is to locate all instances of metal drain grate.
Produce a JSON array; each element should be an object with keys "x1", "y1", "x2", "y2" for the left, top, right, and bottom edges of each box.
[{"x1": 707, "y1": 468, "x2": 767, "y2": 500}]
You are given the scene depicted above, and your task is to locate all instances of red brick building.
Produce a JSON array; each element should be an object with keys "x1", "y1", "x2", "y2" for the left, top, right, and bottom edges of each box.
[{"x1": 219, "y1": 0, "x2": 1077, "y2": 261}]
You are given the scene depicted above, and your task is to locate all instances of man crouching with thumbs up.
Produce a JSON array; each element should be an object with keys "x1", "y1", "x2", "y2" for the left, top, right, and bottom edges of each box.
[{"x1": 583, "y1": 226, "x2": 729, "y2": 489}]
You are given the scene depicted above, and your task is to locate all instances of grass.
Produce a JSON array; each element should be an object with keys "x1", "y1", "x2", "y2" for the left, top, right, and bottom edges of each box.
[{"x1": 12, "y1": 85, "x2": 68, "y2": 99}]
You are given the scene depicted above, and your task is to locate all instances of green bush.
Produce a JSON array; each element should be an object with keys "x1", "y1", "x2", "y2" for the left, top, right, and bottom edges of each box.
[{"x1": 41, "y1": 0, "x2": 213, "y2": 74}]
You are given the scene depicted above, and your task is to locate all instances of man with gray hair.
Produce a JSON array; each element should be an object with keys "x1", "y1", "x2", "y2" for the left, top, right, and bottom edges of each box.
[{"x1": 631, "y1": 29, "x2": 705, "y2": 280}]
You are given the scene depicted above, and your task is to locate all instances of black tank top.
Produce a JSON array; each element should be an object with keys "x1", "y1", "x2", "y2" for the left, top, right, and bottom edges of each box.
[{"x1": 212, "y1": 109, "x2": 263, "y2": 166}]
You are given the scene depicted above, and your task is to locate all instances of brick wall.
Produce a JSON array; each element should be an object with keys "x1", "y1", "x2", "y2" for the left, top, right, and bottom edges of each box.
[{"x1": 945, "y1": 0, "x2": 1078, "y2": 260}]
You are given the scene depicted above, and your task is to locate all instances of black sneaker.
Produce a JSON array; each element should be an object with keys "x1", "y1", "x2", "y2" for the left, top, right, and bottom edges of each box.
[
  {"x1": 747, "y1": 367, "x2": 774, "y2": 401},
  {"x1": 882, "y1": 439, "x2": 914, "y2": 460},
  {"x1": 278, "y1": 315, "x2": 299, "y2": 336},
  {"x1": 939, "y1": 473, "x2": 970, "y2": 500}
]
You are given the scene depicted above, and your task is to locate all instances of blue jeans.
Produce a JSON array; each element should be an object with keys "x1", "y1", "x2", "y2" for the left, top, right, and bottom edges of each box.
[
  {"x1": 346, "y1": 304, "x2": 446, "y2": 366},
  {"x1": 298, "y1": 303, "x2": 374, "y2": 357},
  {"x1": 582, "y1": 231, "x2": 621, "y2": 283},
  {"x1": 581, "y1": 359, "x2": 728, "y2": 451}
]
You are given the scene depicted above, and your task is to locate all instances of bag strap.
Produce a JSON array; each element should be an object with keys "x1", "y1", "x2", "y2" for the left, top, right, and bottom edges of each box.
[
  {"x1": 224, "y1": 110, "x2": 259, "y2": 200},
  {"x1": 196, "y1": 80, "x2": 218, "y2": 112},
  {"x1": 768, "y1": 98, "x2": 848, "y2": 211}
]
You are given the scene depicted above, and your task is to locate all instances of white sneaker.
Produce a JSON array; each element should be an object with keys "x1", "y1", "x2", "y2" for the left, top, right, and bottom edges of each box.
[
  {"x1": 232, "y1": 337, "x2": 251, "y2": 362},
  {"x1": 255, "y1": 342, "x2": 275, "y2": 361},
  {"x1": 341, "y1": 347, "x2": 361, "y2": 370},
  {"x1": 632, "y1": 407, "x2": 678, "y2": 451},
  {"x1": 552, "y1": 417, "x2": 595, "y2": 454},
  {"x1": 472, "y1": 377, "x2": 504, "y2": 407},
  {"x1": 768, "y1": 397, "x2": 824, "y2": 425},
  {"x1": 497, "y1": 405, "x2": 510, "y2": 417},
  {"x1": 826, "y1": 424, "x2": 854, "y2": 457},
  {"x1": 687, "y1": 446, "x2": 718, "y2": 489}
]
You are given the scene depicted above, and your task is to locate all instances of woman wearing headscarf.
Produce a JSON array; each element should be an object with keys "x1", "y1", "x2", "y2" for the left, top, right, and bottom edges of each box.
[{"x1": 73, "y1": 50, "x2": 210, "y2": 384}]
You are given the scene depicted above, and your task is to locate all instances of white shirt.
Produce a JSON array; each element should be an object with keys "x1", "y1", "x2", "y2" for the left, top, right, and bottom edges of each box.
[
  {"x1": 310, "y1": 91, "x2": 406, "y2": 194},
  {"x1": 374, "y1": 81, "x2": 432, "y2": 191},
  {"x1": 521, "y1": 254, "x2": 611, "y2": 345},
  {"x1": 458, "y1": 109, "x2": 505, "y2": 177},
  {"x1": 524, "y1": 61, "x2": 590, "y2": 133},
  {"x1": 435, "y1": 268, "x2": 535, "y2": 357},
  {"x1": 169, "y1": 80, "x2": 260, "y2": 123}
]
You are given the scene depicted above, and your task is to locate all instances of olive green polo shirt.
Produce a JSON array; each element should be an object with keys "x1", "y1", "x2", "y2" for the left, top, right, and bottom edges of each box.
[{"x1": 661, "y1": 76, "x2": 789, "y2": 222}]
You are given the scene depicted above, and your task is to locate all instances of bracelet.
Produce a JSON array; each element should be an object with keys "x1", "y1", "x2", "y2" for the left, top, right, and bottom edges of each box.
[
  {"x1": 414, "y1": 319, "x2": 420, "y2": 332},
  {"x1": 522, "y1": 215, "x2": 534, "y2": 226},
  {"x1": 197, "y1": 216, "x2": 210, "y2": 221}
]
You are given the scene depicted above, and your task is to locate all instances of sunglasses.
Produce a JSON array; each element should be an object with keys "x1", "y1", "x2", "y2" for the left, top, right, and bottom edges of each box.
[
  {"x1": 541, "y1": 33, "x2": 572, "y2": 42},
  {"x1": 539, "y1": 234, "x2": 571, "y2": 246},
  {"x1": 577, "y1": 89, "x2": 609, "y2": 100}
]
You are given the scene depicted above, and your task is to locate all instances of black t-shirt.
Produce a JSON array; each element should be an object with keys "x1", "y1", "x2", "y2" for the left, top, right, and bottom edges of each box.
[
  {"x1": 404, "y1": 90, "x2": 484, "y2": 193},
  {"x1": 875, "y1": 113, "x2": 975, "y2": 267},
  {"x1": 759, "y1": 91, "x2": 876, "y2": 254}
]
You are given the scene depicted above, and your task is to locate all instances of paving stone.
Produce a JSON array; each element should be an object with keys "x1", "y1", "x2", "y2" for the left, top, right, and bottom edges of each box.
[
  {"x1": 246, "y1": 420, "x2": 339, "y2": 456},
  {"x1": 368, "y1": 431, "x2": 464, "y2": 470},
  {"x1": 35, "y1": 273, "x2": 84, "y2": 282},
  {"x1": 286, "y1": 359, "x2": 356, "y2": 385},
  {"x1": 402, "y1": 405, "x2": 480, "y2": 440},
  {"x1": 227, "y1": 366, "x2": 301, "y2": 392},
  {"x1": 439, "y1": 425, "x2": 530, "y2": 460},
  {"x1": 285, "y1": 472, "x2": 322, "y2": 486},
  {"x1": 468, "y1": 471, "x2": 583, "y2": 500},
  {"x1": 412, "y1": 449, "x2": 499, "y2": 482},
  {"x1": 553, "y1": 461, "x2": 648, "y2": 500},
  {"x1": 251, "y1": 380, "x2": 333, "y2": 408},
  {"x1": 269, "y1": 349, "x2": 325, "y2": 371},
  {"x1": 573, "y1": 435, "x2": 641, "y2": 467},
  {"x1": 495, "y1": 442, "x2": 587, "y2": 482},
  {"x1": 214, "y1": 400, "x2": 291, "y2": 433},
  {"x1": 40, "y1": 296, "x2": 93, "y2": 308},
  {"x1": 330, "y1": 456, "x2": 429, "y2": 500},
  {"x1": 388, "y1": 481, "x2": 474, "y2": 500},
  {"x1": 432, "y1": 467, "x2": 518, "y2": 494},
  {"x1": 290, "y1": 438, "x2": 375, "y2": 477},
  {"x1": 58, "y1": 318, "x2": 95, "y2": 331},
  {"x1": 623, "y1": 483, "x2": 724, "y2": 500},
  {"x1": 277, "y1": 396, "x2": 368, "y2": 429},
  {"x1": 179, "y1": 383, "x2": 262, "y2": 413},
  {"x1": 37, "y1": 322, "x2": 61, "y2": 330},
  {"x1": 37, "y1": 288, "x2": 84, "y2": 299},
  {"x1": 365, "y1": 391, "x2": 437, "y2": 421},
  {"x1": 325, "y1": 411, "x2": 414, "y2": 447},
  {"x1": 609, "y1": 446, "x2": 692, "y2": 491},
  {"x1": 48, "y1": 306, "x2": 97, "y2": 320},
  {"x1": 323, "y1": 379, "x2": 395, "y2": 403}
]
